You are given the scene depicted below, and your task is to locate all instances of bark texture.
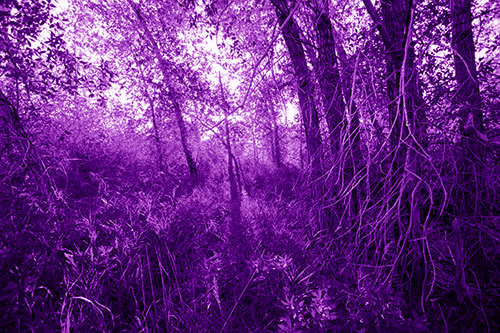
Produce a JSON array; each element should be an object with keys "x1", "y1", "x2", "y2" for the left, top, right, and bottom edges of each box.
[
  {"x1": 272, "y1": 0, "x2": 333, "y2": 229},
  {"x1": 363, "y1": 0, "x2": 426, "y2": 305},
  {"x1": 450, "y1": 0, "x2": 489, "y2": 295},
  {"x1": 450, "y1": 0, "x2": 485, "y2": 213},
  {"x1": 271, "y1": 0, "x2": 323, "y2": 177},
  {"x1": 314, "y1": 0, "x2": 345, "y2": 154},
  {"x1": 451, "y1": 0, "x2": 484, "y2": 135}
]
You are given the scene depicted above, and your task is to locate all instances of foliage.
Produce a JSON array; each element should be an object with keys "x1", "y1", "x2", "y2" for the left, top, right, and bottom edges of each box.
[{"x1": 1, "y1": 0, "x2": 500, "y2": 331}]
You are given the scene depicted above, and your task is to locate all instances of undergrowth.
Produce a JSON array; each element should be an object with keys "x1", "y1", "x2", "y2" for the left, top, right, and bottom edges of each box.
[{"x1": 1, "y1": 152, "x2": 499, "y2": 332}]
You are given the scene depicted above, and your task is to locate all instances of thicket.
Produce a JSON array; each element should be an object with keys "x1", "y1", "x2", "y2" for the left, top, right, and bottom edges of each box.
[
  {"x1": 1, "y1": 131, "x2": 500, "y2": 331},
  {"x1": 1, "y1": 0, "x2": 500, "y2": 332}
]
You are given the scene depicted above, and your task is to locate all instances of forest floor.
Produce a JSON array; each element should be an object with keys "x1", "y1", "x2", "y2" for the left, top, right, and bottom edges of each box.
[{"x1": 1, "y1": 156, "x2": 499, "y2": 332}]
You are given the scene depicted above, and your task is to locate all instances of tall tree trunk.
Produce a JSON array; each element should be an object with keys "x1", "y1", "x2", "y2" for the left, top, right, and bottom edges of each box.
[
  {"x1": 226, "y1": 120, "x2": 241, "y2": 230},
  {"x1": 363, "y1": 0, "x2": 425, "y2": 305},
  {"x1": 451, "y1": 0, "x2": 483, "y2": 135},
  {"x1": 313, "y1": 2, "x2": 365, "y2": 222},
  {"x1": 313, "y1": 0, "x2": 345, "y2": 154},
  {"x1": 384, "y1": 1, "x2": 424, "y2": 305},
  {"x1": 272, "y1": 0, "x2": 331, "y2": 228},
  {"x1": 218, "y1": 75, "x2": 244, "y2": 257},
  {"x1": 171, "y1": 96, "x2": 198, "y2": 183},
  {"x1": 363, "y1": 0, "x2": 424, "y2": 147},
  {"x1": 135, "y1": 59, "x2": 164, "y2": 170},
  {"x1": 128, "y1": 0, "x2": 198, "y2": 183},
  {"x1": 451, "y1": 0, "x2": 485, "y2": 212},
  {"x1": 271, "y1": 0, "x2": 322, "y2": 175},
  {"x1": 450, "y1": 0, "x2": 489, "y2": 300}
]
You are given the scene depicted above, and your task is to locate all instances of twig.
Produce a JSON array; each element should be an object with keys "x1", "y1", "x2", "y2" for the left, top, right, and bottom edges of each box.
[{"x1": 219, "y1": 269, "x2": 256, "y2": 333}]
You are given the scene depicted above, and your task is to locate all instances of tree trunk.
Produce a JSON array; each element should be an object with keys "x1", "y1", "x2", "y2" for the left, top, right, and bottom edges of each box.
[
  {"x1": 363, "y1": 0, "x2": 425, "y2": 305},
  {"x1": 271, "y1": 0, "x2": 323, "y2": 178},
  {"x1": 136, "y1": 60, "x2": 164, "y2": 171},
  {"x1": 225, "y1": 119, "x2": 243, "y2": 247},
  {"x1": 314, "y1": 0, "x2": 345, "y2": 154},
  {"x1": 129, "y1": 0, "x2": 198, "y2": 183},
  {"x1": 272, "y1": 0, "x2": 335, "y2": 230},
  {"x1": 451, "y1": 0, "x2": 485, "y2": 212},
  {"x1": 314, "y1": 3, "x2": 365, "y2": 222},
  {"x1": 171, "y1": 96, "x2": 198, "y2": 183},
  {"x1": 272, "y1": 0, "x2": 332, "y2": 229},
  {"x1": 218, "y1": 75, "x2": 244, "y2": 256},
  {"x1": 263, "y1": 89, "x2": 282, "y2": 168},
  {"x1": 450, "y1": 0, "x2": 489, "y2": 296},
  {"x1": 363, "y1": 0, "x2": 424, "y2": 146},
  {"x1": 451, "y1": 0, "x2": 484, "y2": 135}
]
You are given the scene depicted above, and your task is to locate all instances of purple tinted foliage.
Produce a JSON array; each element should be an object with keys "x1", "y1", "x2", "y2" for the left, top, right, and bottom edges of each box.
[{"x1": 1, "y1": 0, "x2": 500, "y2": 331}]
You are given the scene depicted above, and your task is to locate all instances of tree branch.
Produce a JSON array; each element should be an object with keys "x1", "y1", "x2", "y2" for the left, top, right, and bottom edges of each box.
[{"x1": 361, "y1": 0, "x2": 392, "y2": 51}]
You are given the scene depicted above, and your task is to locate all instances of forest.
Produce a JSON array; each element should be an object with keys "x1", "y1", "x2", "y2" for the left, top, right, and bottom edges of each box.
[{"x1": 1, "y1": 0, "x2": 499, "y2": 331}]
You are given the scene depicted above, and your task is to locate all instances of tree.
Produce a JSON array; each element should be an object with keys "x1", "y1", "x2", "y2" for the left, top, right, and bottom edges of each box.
[
  {"x1": 450, "y1": 0, "x2": 485, "y2": 209},
  {"x1": 450, "y1": 0, "x2": 489, "y2": 302},
  {"x1": 135, "y1": 58, "x2": 164, "y2": 170},
  {"x1": 312, "y1": 0, "x2": 345, "y2": 155},
  {"x1": 271, "y1": 0, "x2": 323, "y2": 172},
  {"x1": 218, "y1": 76, "x2": 245, "y2": 260},
  {"x1": 271, "y1": 0, "x2": 330, "y2": 228},
  {"x1": 259, "y1": 86, "x2": 282, "y2": 168},
  {"x1": 310, "y1": 0, "x2": 365, "y2": 220},
  {"x1": 128, "y1": 0, "x2": 198, "y2": 184},
  {"x1": 0, "y1": 0, "x2": 71, "y2": 203},
  {"x1": 362, "y1": 0, "x2": 428, "y2": 305}
]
